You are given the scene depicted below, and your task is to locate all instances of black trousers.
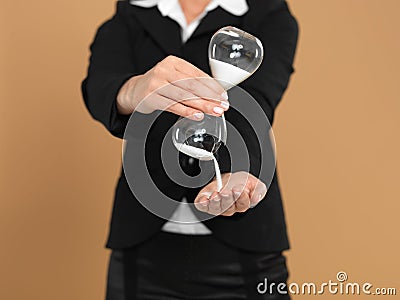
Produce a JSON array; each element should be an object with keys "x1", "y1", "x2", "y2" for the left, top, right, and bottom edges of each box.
[{"x1": 106, "y1": 231, "x2": 290, "y2": 300}]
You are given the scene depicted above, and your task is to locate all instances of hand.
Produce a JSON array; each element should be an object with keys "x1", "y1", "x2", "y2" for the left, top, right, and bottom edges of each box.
[
  {"x1": 116, "y1": 55, "x2": 229, "y2": 120},
  {"x1": 194, "y1": 171, "x2": 268, "y2": 216}
]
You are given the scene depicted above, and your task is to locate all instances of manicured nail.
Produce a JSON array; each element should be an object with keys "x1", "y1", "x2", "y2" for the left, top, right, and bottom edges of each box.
[
  {"x1": 194, "y1": 112, "x2": 204, "y2": 119},
  {"x1": 213, "y1": 107, "x2": 224, "y2": 114},
  {"x1": 221, "y1": 91, "x2": 228, "y2": 100},
  {"x1": 220, "y1": 101, "x2": 229, "y2": 109}
]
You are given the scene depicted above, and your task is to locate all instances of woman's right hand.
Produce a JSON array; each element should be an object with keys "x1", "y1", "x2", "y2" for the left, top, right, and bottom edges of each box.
[{"x1": 116, "y1": 55, "x2": 229, "y2": 120}]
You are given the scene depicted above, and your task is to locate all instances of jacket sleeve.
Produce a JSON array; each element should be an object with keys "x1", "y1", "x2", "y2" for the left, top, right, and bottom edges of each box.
[
  {"x1": 240, "y1": 1, "x2": 299, "y2": 125},
  {"x1": 219, "y1": 1, "x2": 299, "y2": 178},
  {"x1": 81, "y1": 2, "x2": 138, "y2": 138}
]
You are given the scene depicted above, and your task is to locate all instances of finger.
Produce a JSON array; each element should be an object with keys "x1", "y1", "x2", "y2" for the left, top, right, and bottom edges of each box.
[
  {"x1": 157, "y1": 82, "x2": 199, "y2": 103},
  {"x1": 171, "y1": 57, "x2": 227, "y2": 97},
  {"x1": 171, "y1": 77, "x2": 229, "y2": 107},
  {"x1": 157, "y1": 83, "x2": 227, "y2": 116},
  {"x1": 194, "y1": 191, "x2": 212, "y2": 205},
  {"x1": 222, "y1": 172, "x2": 249, "y2": 192},
  {"x1": 234, "y1": 188, "x2": 251, "y2": 213},
  {"x1": 231, "y1": 184, "x2": 247, "y2": 200},
  {"x1": 194, "y1": 194, "x2": 210, "y2": 213},
  {"x1": 156, "y1": 95, "x2": 204, "y2": 120},
  {"x1": 208, "y1": 192, "x2": 222, "y2": 215},
  {"x1": 180, "y1": 98, "x2": 228, "y2": 117},
  {"x1": 191, "y1": 77, "x2": 228, "y2": 104},
  {"x1": 153, "y1": 57, "x2": 227, "y2": 105},
  {"x1": 219, "y1": 189, "x2": 235, "y2": 213},
  {"x1": 221, "y1": 203, "x2": 236, "y2": 216},
  {"x1": 250, "y1": 181, "x2": 267, "y2": 207},
  {"x1": 165, "y1": 73, "x2": 229, "y2": 111}
]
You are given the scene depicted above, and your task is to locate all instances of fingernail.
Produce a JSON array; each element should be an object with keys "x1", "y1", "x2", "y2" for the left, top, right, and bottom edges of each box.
[
  {"x1": 200, "y1": 201, "x2": 208, "y2": 207},
  {"x1": 221, "y1": 91, "x2": 228, "y2": 100},
  {"x1": 258, "y1": 194, "x2": 263, "y2": 201},
  {"x1": 194, "y1": 112, "x2": 204, "y2": 119},
  {"x1": 234, "y1": 191, "x2": 241, "y2": 199},
  {"x1": 220, "y1": 101, "x2": 229, "y2": 109},
  {"x1": 213, "y1": 107, "x2": 224, "y2": 115}
]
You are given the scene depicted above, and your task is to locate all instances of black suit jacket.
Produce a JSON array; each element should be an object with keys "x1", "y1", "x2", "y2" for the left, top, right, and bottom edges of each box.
[{"x1": 81, "y1": 0, "x2": 298, "y2": 252}]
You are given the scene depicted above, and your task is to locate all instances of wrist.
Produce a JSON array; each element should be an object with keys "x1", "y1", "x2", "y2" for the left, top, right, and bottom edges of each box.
[{"x1": 116, "y1": 75, "x2": 142, "y2": 115}]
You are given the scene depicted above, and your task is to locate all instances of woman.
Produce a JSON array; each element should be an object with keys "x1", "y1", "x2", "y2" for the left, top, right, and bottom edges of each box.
[{"x1": 82, "y1": 0, "x2": 298, "y2": 299}]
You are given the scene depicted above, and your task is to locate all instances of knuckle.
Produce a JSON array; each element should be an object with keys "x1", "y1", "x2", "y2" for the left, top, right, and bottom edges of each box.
[
  {"x1": 183, "y1": 98, "x2": 197, "y2": 107},
  {"x1": 185, "y1": 80, "x2": 197, "y2": 91},
  {"x1": 236, "y1": 198, "x2": 248, "y2": 207},
  {"x1": 203, "y1": 101, "x2": 215, "y2": 113},
  {"x1": 175, "y1": 90, "x2": 187, "y2": 102},
  {"x1": 166, "y1": 55, "x2": 176, "y2": 63},
  {"x1": 183, "y1": 107, "x2": 195, "y2": 117},
  {"x1": 154, "y1": 60, "x2": 163, "y2": 69},
  {"x1": 148, "y1": 78, "x2": 159, "y2": 91},
  {"x1": 153, "y1": 64, "x2": 164, "y2": 77}
]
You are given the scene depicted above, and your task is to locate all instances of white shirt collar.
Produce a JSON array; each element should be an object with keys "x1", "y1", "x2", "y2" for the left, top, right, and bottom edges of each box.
[
  {"x1": 130, "y1": 0, "x2": 248, "y2": 17},
  {"x1": 130, "y1": 0, "x2": 248, "y2": 43}
]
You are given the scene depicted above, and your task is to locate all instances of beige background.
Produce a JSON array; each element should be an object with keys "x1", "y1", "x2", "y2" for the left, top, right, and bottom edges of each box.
[{"x1": 1, "y1": 0, "x2": 399, "y2": 299}]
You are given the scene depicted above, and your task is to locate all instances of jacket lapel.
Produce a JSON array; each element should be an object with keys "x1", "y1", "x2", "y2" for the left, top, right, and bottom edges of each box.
[
  {"x1": 190, "y1": 7, "x2": 243, "y2": 41},
  {"x1": 127, "y1": 5, "x2": 183, "y2": 55},
  {"x1": 126, "y1": 5, "x2": 244, "y2": 55}
]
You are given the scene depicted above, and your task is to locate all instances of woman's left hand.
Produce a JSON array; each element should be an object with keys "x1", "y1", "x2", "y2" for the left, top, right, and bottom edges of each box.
[{"x1": 194, "y1": 171, "x2": 268, "y2": 216}]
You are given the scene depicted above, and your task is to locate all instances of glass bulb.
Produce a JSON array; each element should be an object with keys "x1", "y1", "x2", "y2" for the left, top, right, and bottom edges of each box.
[
  {"x1": 172, "y1": 114, "x2": 227, "y2": 161},
  {"x1": 209, "y1": 26, "x2": 264, "y2": 90}
]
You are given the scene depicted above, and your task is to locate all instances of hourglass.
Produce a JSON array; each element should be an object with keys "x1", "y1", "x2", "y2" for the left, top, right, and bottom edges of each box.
[{"x1": 172, "y1": 26, "x2": 264, "y2": 191}]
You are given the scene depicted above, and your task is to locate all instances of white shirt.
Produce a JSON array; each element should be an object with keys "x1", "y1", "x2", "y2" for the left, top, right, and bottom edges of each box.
[
  {"x1": 130, "y1": 0, "x2": 248, "y2": 42},
  {"x1": 130, "y1": 0, "x2": 248, "y2": 234}
]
